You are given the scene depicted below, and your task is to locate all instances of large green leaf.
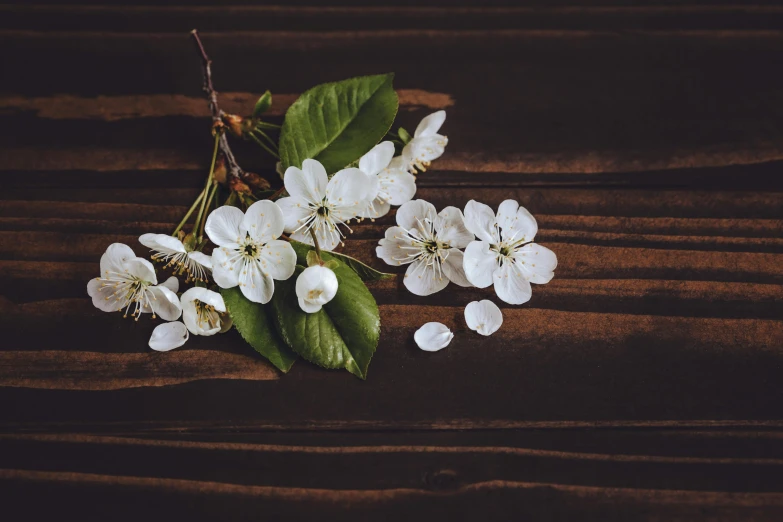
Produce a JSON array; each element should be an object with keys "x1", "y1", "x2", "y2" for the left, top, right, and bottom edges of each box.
[
  {"x1": 270, "y1": 245, "x2": 380, "y2": 379},
  {"x1": 278, "y1": 74, "x2": 399, "y2": 174},
  {"x1": 221, "y1": 287, "x2": 297, "y2": 373}
]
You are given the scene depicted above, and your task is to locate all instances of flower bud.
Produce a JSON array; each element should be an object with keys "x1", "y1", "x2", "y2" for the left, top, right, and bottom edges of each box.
[
  {"x1": 241, "y1": 171, "x2": 272, "y2": 191},
  {"x1": 213, "y1": 156, "x2": 228, "y2": 184},
  {"x1": 295, "y1": 265, "x2": 338, "y2": 313},
  {"x1": 228, "y1": 177, "x2": 252, "y2": 194},
  {"x1": 223, "y1": 113, "x2": 245, "y2": 138}
]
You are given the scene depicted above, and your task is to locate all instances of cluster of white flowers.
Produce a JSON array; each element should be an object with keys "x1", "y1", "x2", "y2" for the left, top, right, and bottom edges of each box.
[{"x1": 376, "y1": 198, "x2": 557, "y2": 351}]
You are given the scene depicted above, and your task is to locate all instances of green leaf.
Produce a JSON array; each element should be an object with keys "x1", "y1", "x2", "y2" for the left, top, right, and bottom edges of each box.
[
  {"x1": 398, "y1": 127, "x2": 412, "y2": 144},
  {"x1": 252, "y1": 90, "x2": 272, "y2": 118},
  {"x1": 279, "y1": 74, "x2": 399, "y2": 174},
  {"x1": 271, "y1": 246, "x2": 380, "y2": 379},
  {"x1": 220, "y1": 287, "x2": 297, "y2": 373}
]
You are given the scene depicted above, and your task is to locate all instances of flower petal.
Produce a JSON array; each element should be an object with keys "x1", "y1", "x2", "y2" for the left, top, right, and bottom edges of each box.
[
  {"x1": 210, "y1": 247, "x2": 240, "y2": 289},
  {"x1": 284, "y1": 160, "x2": 327, "y2": 204},
  {"x1": 496, "y1": 200, "x2": 538, "y2": 243},
  {"x1": 357, "y1": 173, "x2": 383, "y2": 219},
  {"x1": 463, "y1": 200, "x2": 498, "y2": 243},
  {"x1": 205, "y1": 206, "x2": 245, "y2": 247},
  {"x1": 463, "y1": 241, "x2": 498, "y2": 288},
  {"x1": 139, "y1": 233, "x2": 186, "y2": 255},
  {"x1": 182, "y1": 286, "x2": 226, "y2": 312},
  {"x1": 290, "y1": 225, "x2": 341, "y2": 252},
  {"x1": 86, "y1": 278, "x2": 125, "y2": 312},
  {"x1": 298, "y1": 297, "x2": 323, "y2": 313},
  {"x1": 396, "y1": 199, "x2": 437, "y2": 232},
  {"x1": 493, "y1": 262, "x2": 533, "y2": 305},
  {"x1": 403, "y1": 257, "x2": 449, "y2": 296},
  {"x1": 276, "y1": 196, "x2": 313, "y2": 234},
  {"x1": 148, "y1": 285, "x2": 182, "y2": 321},
  {"x1": 414, "y1": 110, "x2": 446, "y2": 137},
  {"x1": 149, "y1": 321, "x2": 189, "y2": 352},
  {"x1": 242, "y1": 200, "x2": 285, "y2": 243},
  {"x1": 376, "y1": 226, "x2": 414, "y2": 266},
  {"x1": 326, "y1": 167, "x2": 371, "y2": 217},
  {"x1": 295, "y1": 265, "x2": 339, "y2": 306},
  {"x1": 434, "y1": 206, "x2": 473, "y2": 249},
  {"x1": 99, "y1": 243, "x2": 136, "y2": 276},
  {"x1": 441, "y1": 248, "x2": 472, "y2": 287},
  {"x1": 414, "y1": 322, "x2": 453, "y2": 352},
  {"x1": 464, "y1": 300, "x2": 503, "y2": 336},
  {"x1": 160, "y1": 276, "x2": 179, "y2": 293},
  {"x1": 188, "y1": 251, "x2": 212, "y2": 270},
  {"x1": 515, "y1": 243, "x2": 557, "y2": 284},
  {"x1": 378, "y1": 168, "x2": 416, "y2": 206},
  {"x1": 124, "y1": 257, "x2": 157, "y2": 285},
  {"x1": 258, "y1": 239, "x2": 297, "y2": 280},
  {"x1": 359, "y1": 141, "x2": 394, "y2": 177},
  {"x1": 360, "y1": 196, "x2": 391, "y2": 219},
  {"x1": 239, "y1": 259, "x2": 275, "y2": 304},
  {"x1": 403, "y1": 135, "x2": 447, "y2": 164}
]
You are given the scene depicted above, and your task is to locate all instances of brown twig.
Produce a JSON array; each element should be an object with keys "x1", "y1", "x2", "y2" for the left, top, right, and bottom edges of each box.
[{"x1": 190, "y1": 29, "x2": 243, "y2": 182}]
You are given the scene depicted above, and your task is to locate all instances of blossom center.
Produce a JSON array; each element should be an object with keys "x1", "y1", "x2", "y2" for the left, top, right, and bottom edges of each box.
[
  {"x1": 307, "y1": 288, "x2": 323, "y2": 301},
  {"x1": 195, "y1": 300, "x2": 220, "y2": 329}
]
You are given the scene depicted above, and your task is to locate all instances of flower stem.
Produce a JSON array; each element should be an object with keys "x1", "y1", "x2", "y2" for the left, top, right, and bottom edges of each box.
[
  {"x1": 253, "y1": 128, "x2": 279, "y2": 152},
  {"x1": 248, "y1": 131, "x2": 280, "y2": 159},
  {"x1": 192, "y1": 133, "x2": 221, "y2": 239},
  {"x1": 308, "y1": 228, "x2": 323, "y2": 264},
  {"x1": 172, "y1": 190, "x2": 204, "y2": 236},
  {"x1": 200, "y1": 179, "x2": 219, "y2": 238},
  {"x1": 256, "y1": 121, "x2": 282, "y2": 130}
]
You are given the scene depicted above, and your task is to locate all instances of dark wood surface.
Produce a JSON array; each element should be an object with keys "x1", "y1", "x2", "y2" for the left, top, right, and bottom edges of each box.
[{"x1": 2, "y1": 2, "x2": 783, "y2": 520}]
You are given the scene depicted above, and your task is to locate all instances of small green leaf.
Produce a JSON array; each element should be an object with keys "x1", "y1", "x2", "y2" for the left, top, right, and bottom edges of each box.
[
  {"x1": 221, "y1": 287, "x2": 297, "y2": 373},
  {"x1": 398, "y1": 127, "x2": 412, "y2": 144},
  {"x1": 306, "y1": 250, "x2": 320, "y2": 267},
  {"x1": 252, "y1": 90, "x2": 272, "y2": 118},
  {"x1": 289, "y1": 240, "x2": 393, "y2": 281},
  {"x1": 279, "y1": 74, "x2": 399, "y2": 174},
  {"x1": 271, "y1": 246, "x2": 380, "y2": 379}
]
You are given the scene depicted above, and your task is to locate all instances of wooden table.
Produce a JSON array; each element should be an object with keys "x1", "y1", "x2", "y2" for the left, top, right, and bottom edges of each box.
[{"x1": 1, "y1": 2, "x2": 783, "y2": 520}]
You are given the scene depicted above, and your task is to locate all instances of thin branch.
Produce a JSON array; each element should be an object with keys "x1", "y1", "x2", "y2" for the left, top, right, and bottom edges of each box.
[{"x1": 190, "y1": 29, "x2": 244, "y2": 182}]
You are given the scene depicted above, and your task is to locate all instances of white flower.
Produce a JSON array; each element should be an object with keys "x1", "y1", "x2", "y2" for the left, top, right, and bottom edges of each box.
[
  {"x1": 87, "y1": 243, "x2": 182, "y2": 321},
  {"x1": 276, "y1": 159, "x2": 371, "y2": 251},
  {"x1": 205, "y1": 200, "x2": 297, "y2": 304},
  {"x1": 402, "y1": 110, "x2": 448, "y2": 173},
  {"x1": 356, "y1": 141, "x2": 417, "y2": 219},
  {"x1": 295, "y1": 265, "x2": 339, "y2": 313},
  {"x1": 463, "y1": 200, "x2": 557, "y2": 305},
  {"x1": 181, "y1": 287, "x2": 227, "y2": 336},
  {"x1": 139, "y1": 233, "x2": 212, "y2": 283},
  {"x1": 464, "y1": 300, "x2": 503, "y2": 336},
  {"x1": 414, "y1": 322, "x2": 453, "y2": 351},
  {"x1": 376, "y1": 199, "x2": 473, "y2": 296},
  {"x1": 149, "y1": 321, "x2": 189, "y2": 352}
]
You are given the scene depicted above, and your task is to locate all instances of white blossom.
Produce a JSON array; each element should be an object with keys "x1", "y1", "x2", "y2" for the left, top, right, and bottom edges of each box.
[
  {"x1": 402, "y1": 111, "x2": 448, "y2": 173},
  {"x1": 376, "y1": 199, "x2": 473, "y2": 296},
  {"x1": 462, "y1": 200, "x2": 557, "y2": 305},
  {"x1": 464, "y1": 300, "x2": 503, "y2": 336},
  {"x1": 149, "y1": 321, "x2": 189, "y2": 352},
  {"x1": 276, "y1": 158, "x2": 371, "y2": 251},
  {"x1": 181, "y1": 287, "x2": 228, "y2": 336},
  {"x1": 139, "y1": 233, "x2": 212, "y2": 283},
  {"x1": 414, "y1": 322, "x2": 453, "y2": 351},
  {"x1": 87, "y1": 243, "x2": 182, "y2": 321},
  {"x1": 205, "y1": 200, "x2": 297, "y2": 304},
  {"x1": 356, "y1": 141, "x2": 417, "y2": 219},
  {"x1": 295, "y1": 265, "x2": 339, "y2": 313}
]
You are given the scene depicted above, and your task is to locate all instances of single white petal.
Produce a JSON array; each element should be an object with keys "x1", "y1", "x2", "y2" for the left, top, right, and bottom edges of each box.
[
  {"x1": 124, "y1": 257, "x2": 157, "y2": 285},
  {"x1": 205, "y1": 206, "x2": 245, "y2": 247},
  {"x1": 378, "y1": 168, "x2": 416, "y2": 206},
  {"x1": 463, "y1": 241, "x2": 498, "y2": 288},
  {"x1": 258, "y1": 239, "x2": 297, "y2": 280},
  {"x1": 276, "y1": 196, "x2": 313, "y2": 233},
  {"x1": 290, "y1": 225, "x2": 341, "y2": 252},
  {"x1": 376, "y1": 226, "x2": 415, "y2": 266},
  {"x1": 434, "y1": 206, "x2": 474, "y2": 249},
  {"x1": 361, "y1": 196, "x2": 392, "y2": 219},
  {"x1": 182, "y1": 287, "x2": 226, "y2": 312},
  {"x1": 441, "y1": 248, "x2": 472, "y2": 287},
  {"x1": 147, "y1": 285, "x2": 182, "y2": 321},
  {"x1": 188, "y1": 251, "x2": 212, "y2": 270},
  {"x1": 298, "y1": 297, "x2": 323, "y2": 313},
  {"x1": 359, "y1": 141, "x2": 395, "y2": 176},
  {"x1": 210, "y1": 247, "x2": 240, "y2": 289},
  {"x1": 99, "y1": 243, "x2": 136, "y2": 276},
  {"x1": 149, "y1": 321, "x2": 189, "y2": 352},
  {"x1": 493, "y1": 262, "x2": 533, "y2": 305},
  {"x1": 496, "y1": 200, "x2": 538, "y2": 243},
  {"x1": 464, "y1": 300, "x2": 503, "y2": 336},
  {"x1": 414, "y1": 110, "x2": 446, "y2": 137},
  {"x1": 242, "y1": 200, "x2": 285, "y2": 243},
  {"x1": 284, "y1": 160, "x2": 327, "y2": 204},
  {"x1": 414, "y1": 322, "x2": 453, "y2": 352},
  {"x1": 463, "y1": 200, "x2": 498, "y2": 243},
  {"x1": 160, "y1": 276, "x2": 179, "y2": 293},
  {"x1": 295, "y1": 266, "x2": 339, "y2": 308},
  {"x1": 403, "y1": 135, "x2": 447, "y2": 164},
  {"x1": 403, "y1": 258, "x2": 449, "y2": 296},
  {"x1": 357, "y1": 173, "x2": 383, "y2": 219},
  {"x1": 86, "y1": 278, "x2": 125, "y2": 312},
  {"x1": 396, "y1": 199, "x2": 437, "y2": 232},
  {"x1": 326, "y1": 167, "x2": 371, "y2": 216},
  {"x1": 515, "y1": 243, "x2": 557, "y2": 284},
  {"x1": 239, "y1": 259, "x2": 275, "y2": 304},
  {"x1": 139, "y1": 233, "x2": 186, "y2": 255}
]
